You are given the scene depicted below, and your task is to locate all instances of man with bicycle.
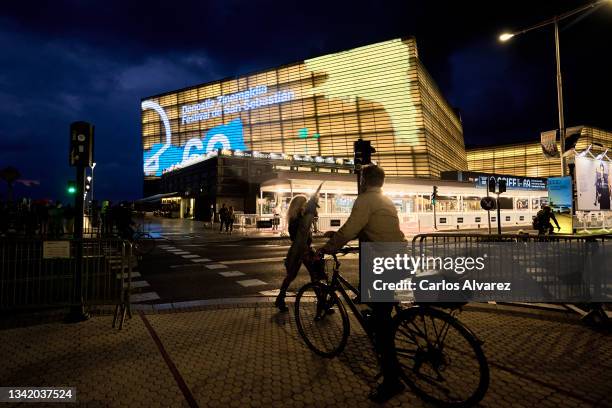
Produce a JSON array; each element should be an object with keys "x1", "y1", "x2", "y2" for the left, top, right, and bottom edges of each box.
[{"x1": 318, "y1": 164, "x2": 406, "y2": 403}]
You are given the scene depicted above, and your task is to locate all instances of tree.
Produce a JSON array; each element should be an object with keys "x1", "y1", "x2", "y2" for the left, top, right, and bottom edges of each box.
[{"x1": 0, "y1": 166, "x2": 21, "y2": 202}]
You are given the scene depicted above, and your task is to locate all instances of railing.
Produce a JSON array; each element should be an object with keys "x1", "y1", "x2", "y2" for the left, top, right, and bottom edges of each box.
[
  {"x1": 410, "y1": 232, "x2": 612, "y2": 303},
  {"x1": 0, "y1": 238, "x2": 133, "y2": 328},
  {"x1": 234, "y1": 214, "x2": 285, "y2": 231}
]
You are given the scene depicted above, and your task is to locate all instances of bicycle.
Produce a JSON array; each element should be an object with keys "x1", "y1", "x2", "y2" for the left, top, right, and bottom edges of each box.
[
  {"x1": 294, "y1": 247, "x2": 490, "y2": 407},
  {"x1": 122, "y1": 224, "x2": 156, "y2": 256}
]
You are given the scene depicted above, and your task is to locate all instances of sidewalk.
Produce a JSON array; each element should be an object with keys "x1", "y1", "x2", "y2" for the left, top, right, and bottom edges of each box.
[{"x1": 1, "y1": 303, "x2": 610, "y2": 407}]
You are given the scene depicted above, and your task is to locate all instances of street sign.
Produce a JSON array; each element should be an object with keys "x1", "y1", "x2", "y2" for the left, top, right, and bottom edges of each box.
[
  {"x1": 43, "y1": 241, "x2": 71, "y2": 259},
  {"x1": 480, "y1": 197, "x2": 496, "y2": 211}
]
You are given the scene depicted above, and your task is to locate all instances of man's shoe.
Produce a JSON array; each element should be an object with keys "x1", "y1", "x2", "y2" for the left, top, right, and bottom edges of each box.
[
  {"x1": 275, "y1": 296, "x2": 289, "y2": 312},
  {"x1": 368, "y1": 381, "x2": 405, "y2": 403}
]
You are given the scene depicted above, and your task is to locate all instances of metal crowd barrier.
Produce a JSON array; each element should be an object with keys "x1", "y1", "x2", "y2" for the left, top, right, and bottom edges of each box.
[
  {"x1": 411, "y1": 233, "x2": 612, "y2": 303},
  {"x1": 0, "y1": 238, "x2": 133, "y2": 328}
]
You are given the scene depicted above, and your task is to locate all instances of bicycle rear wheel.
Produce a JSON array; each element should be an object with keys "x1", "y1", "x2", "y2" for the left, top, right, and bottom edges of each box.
[
  {"x1": 393, "y1": 306, "x2": 489, "y2": 407},
  {"x1": 294, "y1": 282, "x2": 349, "y2": 358},
  {"x1": 134, "y1": 232, "x2": 156, "y2": 256}
]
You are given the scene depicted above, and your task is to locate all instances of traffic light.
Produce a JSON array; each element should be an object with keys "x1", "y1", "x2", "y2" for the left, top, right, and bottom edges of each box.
[
  {"x1": 354, "y1": 138, "x2": 375, "y2": 167},
  {"x1": 498, "y1": 179, "x2": 507, "y2": 194},
  {"x1": 85, "y1": 176, "x2": 92, "y2": 192},
  {"x1": 432, "y1": 186, "x2": 438, "y2": 204},
  {"x1": 488, "y1": 178, "x2": 496, "y2": 193},
  {"x1": 69, "y1": 121, "x2": 94, "y2": 167},
  {"x1": 67, "y1": 180, "x2": 77, "y2": 195}
]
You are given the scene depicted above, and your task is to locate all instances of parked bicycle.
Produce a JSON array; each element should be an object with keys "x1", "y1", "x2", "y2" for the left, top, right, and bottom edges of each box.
[
  {"x1": 121, "y1": 223, "x2": 156, "y2": 256},
  {"x1": 294, "y1": 247, "x2": 490, "y2": 407}
]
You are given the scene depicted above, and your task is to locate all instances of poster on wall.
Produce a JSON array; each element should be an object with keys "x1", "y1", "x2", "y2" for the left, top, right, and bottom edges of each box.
[
  {"x1": 575, "y1": 156, "x2": 611, "y2": 211},
  {"x1": 547, "y1": 176, "x2": 573, "y2": 234}
]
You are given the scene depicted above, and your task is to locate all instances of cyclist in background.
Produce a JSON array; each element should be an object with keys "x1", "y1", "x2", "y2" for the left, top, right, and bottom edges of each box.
[{"x1": 318, "y1": 164, "x2": 406, "y2": 403}]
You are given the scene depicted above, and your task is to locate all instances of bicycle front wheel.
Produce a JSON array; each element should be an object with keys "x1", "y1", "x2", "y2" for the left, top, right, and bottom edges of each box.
[
  {"x1": 393, "y1": 306, "x2": 489, "y2": 407},
  {"x1": 294, "y1": 282, "x2": 349, "y2": 358}
]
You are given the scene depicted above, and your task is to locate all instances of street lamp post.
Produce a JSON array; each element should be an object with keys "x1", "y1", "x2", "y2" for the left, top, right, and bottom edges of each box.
[
  {"x1": 499, "y1": 0, "x2": 609, "y2": 176},
  {"x1": 90, "y1": 162, "x2": 96, "y2": 202}
]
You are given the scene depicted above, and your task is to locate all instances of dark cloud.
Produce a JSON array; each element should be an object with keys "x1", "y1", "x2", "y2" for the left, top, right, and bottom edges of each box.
[{"x1": 0, "y1": 0, "x2": 610, "y2": 201}]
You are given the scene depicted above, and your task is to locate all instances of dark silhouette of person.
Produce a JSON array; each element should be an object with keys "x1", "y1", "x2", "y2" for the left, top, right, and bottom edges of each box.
[
  {"x1": 319, "y1": 165, "x2": 406, "y2": 403},
  {"x1": 218, "y1": 203, "x2": 228, "y2": 233},
  {"x1": 536, "y1": 205, "x2": 560, "y2": 235}
]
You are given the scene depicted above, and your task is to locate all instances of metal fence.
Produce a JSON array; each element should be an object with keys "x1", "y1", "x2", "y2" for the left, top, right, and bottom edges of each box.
[
  {"x1": 410, "y1": 233, "x2": 612, "y2": 303},
  {"x1": 0, "y1": 238, "x2": 133, "y2": 327}
]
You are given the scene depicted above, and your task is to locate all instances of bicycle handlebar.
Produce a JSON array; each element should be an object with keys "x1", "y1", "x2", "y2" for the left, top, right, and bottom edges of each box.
[{"x1": 329, "y1": 246, "x2": 359, "y2": 257}]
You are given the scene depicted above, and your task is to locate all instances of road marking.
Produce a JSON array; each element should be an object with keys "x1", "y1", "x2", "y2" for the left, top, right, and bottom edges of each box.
[
  {"x1": 221, "y1": 257, "x2": 285, "y2": 265},
  {"x1": 259, "y1": 289, "x2": 295, "y2": 296},
  {"x1": 172, "y1": 251, "x2": 190, "y2": 255},
  {"x1": 218, "y1": 271, "x2": 246, "y2": 277},
  {"x1": 205, "y1": 264, "x2": 228, "y2": 269},
  {"x1": 170, "y1": 264, "x2": 205, "y2": 269},
  {"x1": 191, "y1": 258, "x2": 211, "y2": 262},
  {"x1": 125, "y1": 280, "x2": 150, "y2": 289},
  {"x1": 181, "y1": 254, "x2": 200, "y2": 259},
  {"x1": 130, "y1": 292, "x2": 161, "y2": 302},
  {"x1": 220, "y1": 253, "x2": 358, "y2": 265},
  {"x1": 117, "y1": 271, "x2": 141, "y2": 279},
  {"x1": 218, "y1": 244, "x2": 240, "y2": 247},
  {"x1": 237, "y1": 279, "x2": 268, "y2": 287}
]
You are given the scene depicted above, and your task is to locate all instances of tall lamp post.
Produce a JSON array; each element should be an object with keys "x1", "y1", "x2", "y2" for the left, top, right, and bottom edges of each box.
[
  {"x1": 90, "y1": 162, "x2": 96, "y2": 202},
  {"x1": 499, "y1": 0, "x2": 610, "y2": 176}
]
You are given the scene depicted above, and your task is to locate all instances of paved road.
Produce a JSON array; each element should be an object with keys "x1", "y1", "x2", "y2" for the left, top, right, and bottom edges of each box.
[{"x1": 134, "y1": 233, "x2": 360, "y2": 304}]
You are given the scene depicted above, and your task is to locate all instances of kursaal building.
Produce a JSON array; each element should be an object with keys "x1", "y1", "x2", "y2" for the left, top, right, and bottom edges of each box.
[
  {"x1": 139, "y1": 37, "x2": 610, "y2": 232},
  {"x1": 142, "y1": 38, "x2": 465, "y2": 182}
]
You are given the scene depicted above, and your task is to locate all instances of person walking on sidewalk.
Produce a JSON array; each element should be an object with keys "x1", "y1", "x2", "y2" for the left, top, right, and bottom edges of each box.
[
  {"x1": 219, "y1": 203, "x2": 228, "y2": 233},
  {"x1": 318, "y1": 164, "x2": 406, "y2": 403},
  {"x1": 275, "y1": 194, "x2": 325, "y2": 312}
]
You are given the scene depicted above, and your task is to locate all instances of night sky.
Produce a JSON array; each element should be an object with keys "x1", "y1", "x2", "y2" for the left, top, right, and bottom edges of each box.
[{"x1": 1, "y1": 0, "x2": 610, "y2": 201}]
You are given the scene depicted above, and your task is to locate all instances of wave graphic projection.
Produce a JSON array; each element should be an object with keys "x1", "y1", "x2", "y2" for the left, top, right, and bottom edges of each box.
[{"x1": 143, "y1": 118, "x2": 246, "y2": 176}]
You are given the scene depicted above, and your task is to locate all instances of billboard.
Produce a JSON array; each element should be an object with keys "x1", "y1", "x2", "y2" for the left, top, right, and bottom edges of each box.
[
  {"x1": 575, "y1": 156, "x2": 611, "y2": 211},
  {"x1": 141, "y1": 38, "x2": 466, "y2": 179},
  {"x1": 547, "y1": 176, "x2": 573, "y2": 234}
]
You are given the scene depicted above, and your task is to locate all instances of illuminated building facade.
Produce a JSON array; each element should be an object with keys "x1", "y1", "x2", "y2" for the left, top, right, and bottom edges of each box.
[
  {"x1": 141, "y1": 37, "x2": 466, "y2": 197},
  {"x1": 140, "y1": 38, "x2": 612, "y2": 232},
  {"x1": 466, "y1": 126, "x2": 612, "y2": 177}
]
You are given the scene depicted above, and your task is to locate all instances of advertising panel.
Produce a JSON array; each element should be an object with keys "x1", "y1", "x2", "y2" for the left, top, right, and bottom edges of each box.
[
  {"x1": 141, "y1": 38, "x2": 465, "y2": 179},
  {"x1": 474, "y1": 175, "x2": 546, "y2": 191},
  {"x1": 575, "y1": 156, "x2": 611, "y2": 211},
  {"x1": 547, "y1": 176, "x2": 573, "y2": 234}
]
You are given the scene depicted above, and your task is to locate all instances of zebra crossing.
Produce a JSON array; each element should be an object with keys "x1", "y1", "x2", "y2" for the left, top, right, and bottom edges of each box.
[{"x1": 129, "y1": 243, "x2": 274, "y2": 303}]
